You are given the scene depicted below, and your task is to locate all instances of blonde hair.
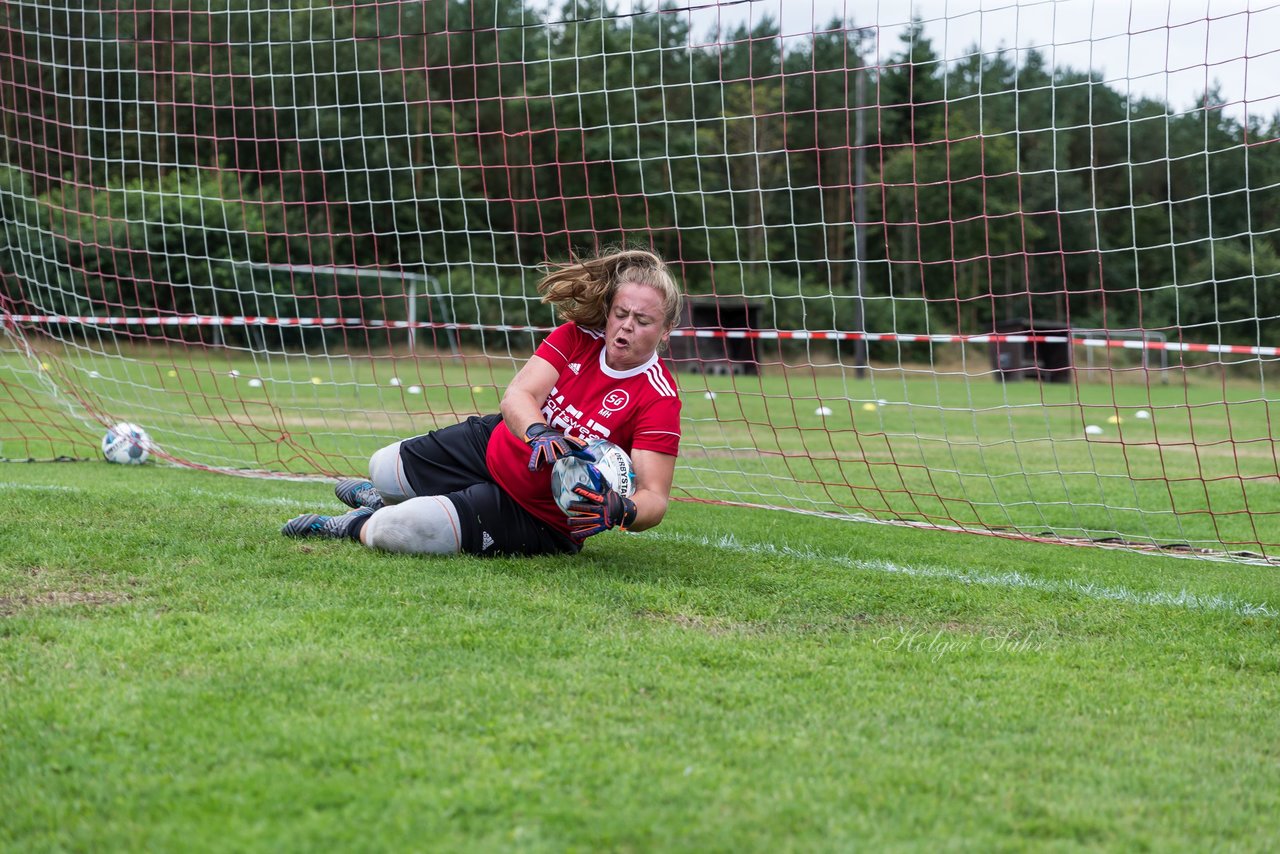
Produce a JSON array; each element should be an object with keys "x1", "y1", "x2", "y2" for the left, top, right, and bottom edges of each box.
[{"x1": 537, "y1": 248, "x2": 683, "y2": 332}]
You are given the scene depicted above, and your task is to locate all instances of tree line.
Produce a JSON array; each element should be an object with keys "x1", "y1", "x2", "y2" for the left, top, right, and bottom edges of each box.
[{"x1": 2, "y1": 0, "x2": 1276, "y2": 354}]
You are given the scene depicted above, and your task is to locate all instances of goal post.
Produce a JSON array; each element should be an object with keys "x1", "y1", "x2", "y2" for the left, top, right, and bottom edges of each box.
[{"x1": 2, "y1": 1, "x2": 1278, "y2": 563}]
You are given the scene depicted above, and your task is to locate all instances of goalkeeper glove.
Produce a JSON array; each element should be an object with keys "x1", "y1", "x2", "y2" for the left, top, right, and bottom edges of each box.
[
  {"x1": 524, "y1": 423, "x2": 590, "y2": 471},
  {"x1": 567, "y1": 479, "x2": 638, "y2": 540}
]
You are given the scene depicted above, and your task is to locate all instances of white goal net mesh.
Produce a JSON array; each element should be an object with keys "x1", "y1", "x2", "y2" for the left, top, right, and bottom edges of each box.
[{"x1": 2, "y1": 1, "x2": 1278, "y2": 561}]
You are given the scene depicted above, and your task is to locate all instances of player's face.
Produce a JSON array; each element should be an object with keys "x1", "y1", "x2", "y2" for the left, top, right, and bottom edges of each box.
[{"x1": 605, "y1": 282, "x2": 670, "y2": 371}]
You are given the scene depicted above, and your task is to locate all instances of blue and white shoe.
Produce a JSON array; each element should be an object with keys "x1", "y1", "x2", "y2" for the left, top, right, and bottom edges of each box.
[
  {"x1": 281, "y1": 507, "x2": 372, "y2": 539},
  {"x1": 334, "y1": 478, "x2": 386, "y2": 511}
]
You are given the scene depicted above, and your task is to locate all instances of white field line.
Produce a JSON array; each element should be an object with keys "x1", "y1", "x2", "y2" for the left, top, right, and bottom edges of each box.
[
  {"x1": 649, "y1": 531, "x2": 1279, "y2": 620},
  {"x1": 0, "y1": 481, "x2": 82, "y2": 493},
  {"x1": 0, "y1": 481, "x2": 315, "y2": 510},
  {"x1": 5, "y1": 481, "x2": 1273, "y2": 619}
]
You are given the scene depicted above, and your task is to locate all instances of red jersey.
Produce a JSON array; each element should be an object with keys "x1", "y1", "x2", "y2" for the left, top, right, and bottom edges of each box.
[{"x1": 487, "y1": 322, "x2": 682, "y2": 534}]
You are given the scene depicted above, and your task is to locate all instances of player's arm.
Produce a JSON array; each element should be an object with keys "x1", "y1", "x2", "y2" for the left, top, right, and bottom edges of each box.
[
  {"x1": 627, "y1": 448, "x2": 675, "y2": 532},
  {"x1": 501, "y1": 354, "x2": 559, "y2": 436},
  {"x1": 501, "y1": 355, "x2": 588, "y2": 469}
]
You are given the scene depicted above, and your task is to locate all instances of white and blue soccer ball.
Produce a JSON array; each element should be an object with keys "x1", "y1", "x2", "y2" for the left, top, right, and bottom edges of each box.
[
  {"x1": 550, "y1": 438, "x2": 635, "y2": 515},
  {"x1": 101, "y1": 422, "x2": 152, "y2": 465}
]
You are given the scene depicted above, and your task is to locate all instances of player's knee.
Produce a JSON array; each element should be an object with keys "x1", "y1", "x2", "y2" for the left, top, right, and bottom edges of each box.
[
  {"x1": 361, "y1": 496, "x2": 461, "y2": 555},
  {"x1": 368, "y1": 441, "x2": 415, "y2": 504}
]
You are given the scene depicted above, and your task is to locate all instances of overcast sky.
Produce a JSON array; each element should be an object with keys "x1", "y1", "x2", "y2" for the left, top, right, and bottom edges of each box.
[{"x1": 674, "y1": 0, "x2": 1280, "y2": 121}]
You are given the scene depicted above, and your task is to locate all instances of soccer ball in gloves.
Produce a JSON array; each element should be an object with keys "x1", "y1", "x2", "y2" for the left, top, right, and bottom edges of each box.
[{"x1": 550, "y1": 438, "x2": 634, "y2": 515}]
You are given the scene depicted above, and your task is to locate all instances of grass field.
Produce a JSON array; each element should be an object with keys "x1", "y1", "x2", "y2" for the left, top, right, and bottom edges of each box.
[{"x1": 2, "y1": 460, "x2": 1280, "y2": 850}]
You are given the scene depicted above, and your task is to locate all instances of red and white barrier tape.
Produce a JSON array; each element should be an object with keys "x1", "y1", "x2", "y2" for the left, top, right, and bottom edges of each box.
[{"x1": 5, "y1": 313, "x2": 1277, "y2": 357}]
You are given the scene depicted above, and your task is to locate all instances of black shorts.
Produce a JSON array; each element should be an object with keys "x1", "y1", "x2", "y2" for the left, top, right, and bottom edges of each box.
[{"x1": 398, "y1": 414, "x2": 579, "y2": 558}]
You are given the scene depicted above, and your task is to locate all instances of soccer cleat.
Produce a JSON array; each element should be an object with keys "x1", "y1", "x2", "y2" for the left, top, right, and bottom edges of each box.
[
  {"x1": 281, "y1": 507, "x2": 372, "y2": 540},
  {"x1": 334, "y1": 478, "x2": 386, "y2": 511}
]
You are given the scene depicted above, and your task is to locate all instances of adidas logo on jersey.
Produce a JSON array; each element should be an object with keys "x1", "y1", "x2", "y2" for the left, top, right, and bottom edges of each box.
[
  {"x1": 481, "y1": 531, "x2": 495, "y2": 551},
  {"x1": 568, "y1": 362, "x2": 582, "y2": 375}
]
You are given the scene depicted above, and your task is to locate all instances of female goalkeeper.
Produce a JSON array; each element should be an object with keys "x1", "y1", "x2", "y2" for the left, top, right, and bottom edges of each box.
[{"x1": 282, "y1": 248, "x2": 683, "y2": 556}]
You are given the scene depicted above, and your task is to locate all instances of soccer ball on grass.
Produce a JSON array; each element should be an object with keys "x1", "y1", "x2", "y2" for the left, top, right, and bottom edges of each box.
[
  {"x1": 550, "y1": 438, "x2": 635, "y2": 515},
  {"x1": 101, "y1": 422, "x2": 152, "y2": 465}
]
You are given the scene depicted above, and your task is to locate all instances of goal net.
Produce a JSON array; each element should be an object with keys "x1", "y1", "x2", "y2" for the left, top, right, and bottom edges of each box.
[{"x1": 3, "y1": 1, "x2": 1278, "y2": 562}]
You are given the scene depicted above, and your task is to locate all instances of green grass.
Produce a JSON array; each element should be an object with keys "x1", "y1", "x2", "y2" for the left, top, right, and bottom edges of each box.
[
  {"x1": 4, "y1": 343, "x2": 1279, "y2": 558},
  {"x1": 3, "y1": 462, "x2": 1280, "y2": 850}
]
